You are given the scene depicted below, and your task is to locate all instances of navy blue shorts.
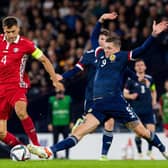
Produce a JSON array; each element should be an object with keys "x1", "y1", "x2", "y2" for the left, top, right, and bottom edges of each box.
[
  {"x1": 91, "y1": 95, "x2": 139, "y2": 125},
  {"x1": 84, "y1": 99, "x2": 94, "y2": 114},
  {"x1": 138, "y1": 113, "x2": 156, "y2": 125}
]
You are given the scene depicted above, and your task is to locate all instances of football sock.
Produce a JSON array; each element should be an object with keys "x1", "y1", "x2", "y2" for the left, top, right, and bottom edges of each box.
[
  {"x1": 3, "y1": 132, "x2": 23, "y2": 147},
  {"x1": 101, "y1": 129, "x2": 113, "y2": 155},
  {"x1": 145, "y1": 132, "x2": 165, "y2": 152},
  {"x1": 148, "y1": 143, "x2": 152, "y2": 151},
  {"x1": 135, "y1": 136, "x2": 142, "y2": 153},
  {"x1": 50, "y1": 136, "x2": 78, "y2": 153},
  {"x1": 21, "y1": 116, "x2": 40, "y2": 146}
]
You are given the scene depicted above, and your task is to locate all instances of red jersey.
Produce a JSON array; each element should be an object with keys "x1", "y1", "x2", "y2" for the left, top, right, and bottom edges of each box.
[{"x1": 0, "y1": 34, "x2": 37, "y2": 88}]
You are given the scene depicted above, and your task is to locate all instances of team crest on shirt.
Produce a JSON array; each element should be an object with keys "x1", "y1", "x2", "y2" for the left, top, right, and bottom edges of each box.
[
  {"x1": 109, "y1": 54, "x2": 116, "y2": 62},
  {"x1": 13, "y1": 48, "x2": 19, "y2": 53}
]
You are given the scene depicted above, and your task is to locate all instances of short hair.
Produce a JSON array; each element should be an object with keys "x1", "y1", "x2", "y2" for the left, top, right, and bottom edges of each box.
[
  {"x1": 99, "y1": 28, "x2": 110, "y2": 37},
  {"x1": 135, "y1": 58, "x2": 145, "y2": 64},
  {"x1": 105, "y1": 35, "x2": 121, "y2": 48},
  {"x1": 2, "y1": 16, "x2": 20, "y2": 28}
]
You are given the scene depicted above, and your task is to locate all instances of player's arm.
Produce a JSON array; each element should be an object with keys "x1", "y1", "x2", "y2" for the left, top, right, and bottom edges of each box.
[
  {"x1": 129, "y1": 20, "x2": 168, "y2": 60},
  {"x1": 123, "y1": 88, "x2": 138, "y2": 100},
  {"x1": 90, "y1": 21, "x2": 101, "y2": 49},
  {"x1": 31, "y1": 48, "x2": 64, "y2": 91},
  {"x1": 91, "y1": 12, "x2": 118, "y2": 49},
  {"x1": 62, "y1": 52, "x2": 91, "y2": 79},
  {"x1": 62, "y1": 65, "x2": 82, "y2": 79},
  {"x1": 150, "y1": 82, "x2": 157, "y2": 106},
  {"x1": 123, "y1": 80, "x2": 138, "y2": 100}
]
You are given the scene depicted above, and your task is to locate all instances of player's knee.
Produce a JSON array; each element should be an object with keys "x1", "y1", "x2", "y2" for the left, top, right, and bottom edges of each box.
[
  {"x1": 104, "y1": 120, "x2": 114, "y2": 130},
  {"x1": 104, "y1": 123, "x2": 114, "y2": 131},
  {"x1": 16, "y1": 111, "x2": 28, "y2": 120},
  {"x1": 15, "y1": 102, "x2": 28, "y2": 119}
]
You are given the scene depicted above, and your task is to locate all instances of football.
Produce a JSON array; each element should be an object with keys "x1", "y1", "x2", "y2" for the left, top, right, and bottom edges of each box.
[{"x1": 10, "y1": 144, "x2": 31, "y2": 161}]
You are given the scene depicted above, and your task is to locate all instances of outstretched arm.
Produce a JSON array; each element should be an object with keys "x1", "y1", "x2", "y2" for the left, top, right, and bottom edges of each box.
[
  {"x1": 37, "y1": 55, "x2": 64, "y2": 91},
  {"x1": 91, "y1": 12, "x2": 118, "y2": 49},
  {"x1": 130, "y1": 20, "x2": 168, "y2": 60},
  {"x1": 62, "y1": 66, "x2": 82, "y2": 79}
]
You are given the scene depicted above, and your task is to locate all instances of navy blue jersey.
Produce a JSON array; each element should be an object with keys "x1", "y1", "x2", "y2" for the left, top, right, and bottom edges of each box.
[
  {"x1": 94, "y1": 49, "x2": 129, "y2": 98},
  {"x1": 76, "y1": 50, "x2": 97, "y2": 101},
  {"x1": 91, "y1": 19, "x2": 156, "y2": 98},
  {"x1": 93, "y1": 34, "x2": 156, "y2": 99},
  {"x1": 125, "y1": 74, "x2": 155, "y2": 115}
]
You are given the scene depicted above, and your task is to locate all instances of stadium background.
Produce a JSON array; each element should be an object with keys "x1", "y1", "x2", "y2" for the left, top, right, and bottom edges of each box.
[{"x1": 0, "y1": 0, "x2": 168, "y2": 159}]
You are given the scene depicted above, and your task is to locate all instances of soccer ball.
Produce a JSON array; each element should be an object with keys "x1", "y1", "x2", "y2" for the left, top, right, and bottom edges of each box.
[{"x1": 10, "y1": 145, "x2": 31, "y2": 161}]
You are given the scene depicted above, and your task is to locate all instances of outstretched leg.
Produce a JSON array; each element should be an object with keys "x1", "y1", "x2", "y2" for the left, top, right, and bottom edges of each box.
[{"x1": 27, "y1": 113, "x2": 100, "y2": 158}]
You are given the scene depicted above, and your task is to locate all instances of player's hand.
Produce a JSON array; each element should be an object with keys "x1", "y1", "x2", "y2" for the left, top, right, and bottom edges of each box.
[
  {"x1": 130, "y1": 93, "x2": 138, "y2": 100},
  {"x1": 138, "y1": 78, "x2": 150, "y2": 88},
  {"x1": 53, "y1": 81, "x2": 65, "y2": 92},
  {"x1": 56, "y1": 73, "x2": 63, "y2": 81},
  {"x1": 152, "y1": 20, "x2": 168, "y2": 37},
  {"x1": 99, "y1": 12, "x2": 118, "y2": 23}
]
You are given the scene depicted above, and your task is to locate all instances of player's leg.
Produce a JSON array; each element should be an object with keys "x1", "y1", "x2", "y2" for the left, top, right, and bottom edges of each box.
[
  {"x1": 52, "y1": 126, "x2": 60, "y2": 158},
  {"x1": 14, "y1": 100, "x2": 40, "y2": 146},
  {"x1": 134, "y1": 136, "x2": 143, "y2": 158},
  {"x1": 0, "y1": 120, "x2": 22, "y2": 146},
  {"x1": 100, "y1": 118, "x2": 114, "y2": 160},
  {"x1": 8, "y1": 88, "x2": 40, "y2": 146},
  {"x1": 27, "y1": 113, "x2": 100, "y2": 158},
  {"x1": 0, "y1": 97, "x2": 23, "y2": 146},
  {"x1": 62, "y1": 126, "x2": 70, "y2": 159},
  {"x1": 72, "y1": 100, "x2": 93, "y2": 133},
  {"x1": 128, "y1": 121, "x2": 168, "y2": 159},
  {"x1": 134, "y1": 115, "x2": 143, "y2": 159},
  {"x1": 146, "y1": 123, "x2": 155, "y2": 159}
]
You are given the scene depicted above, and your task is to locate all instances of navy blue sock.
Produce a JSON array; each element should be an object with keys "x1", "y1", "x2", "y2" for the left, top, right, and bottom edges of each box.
[
  {"x1": 101, "y1": 130, "x2": 113, "y2": 156},
  {"x1": 145, "y1": 132, "x2": 165, "y2": 152},
  {"x1": 135, "y1": 136, "x2": 142, "y2": 153},
  {"x1": 148, "y1": 143, "x2": 152, "y2": 151},
  {"x1": 50, "y1": 136, "x2": 78, "y2": 153}
]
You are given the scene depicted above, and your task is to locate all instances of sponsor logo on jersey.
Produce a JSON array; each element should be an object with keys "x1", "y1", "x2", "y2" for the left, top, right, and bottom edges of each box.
[{"x1": 109, "y1": 54, "x2": 116, "y2": 62}]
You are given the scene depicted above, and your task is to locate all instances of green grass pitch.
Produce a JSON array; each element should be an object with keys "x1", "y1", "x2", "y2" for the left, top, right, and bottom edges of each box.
[{"x1": 1, "y1": 159, "x2": 168, "y2": 168}]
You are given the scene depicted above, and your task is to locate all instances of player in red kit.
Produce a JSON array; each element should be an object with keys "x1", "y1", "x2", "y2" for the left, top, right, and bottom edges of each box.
[{"x1": 0, "y1": 16, "x2": 64, "y2": 147}]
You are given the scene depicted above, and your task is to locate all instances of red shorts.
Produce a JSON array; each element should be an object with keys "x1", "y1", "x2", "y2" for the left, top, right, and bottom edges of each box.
[{"x1": 0, "y1": 86, "x2": 27, "y2": 120}]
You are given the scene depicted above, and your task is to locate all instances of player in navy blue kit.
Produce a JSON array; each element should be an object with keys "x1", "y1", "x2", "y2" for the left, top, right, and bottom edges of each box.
[
  {"x1": 56, "y1": 13, "x2": 118, "y2": 160},
  {"x1": 124, "y1": 59, "x2": 157, "y2": 159},
  {"x1": 58, "y1": 36, "x2": 138, "y2": 160},
  {"x1": 57, "y1": 13, "x2": 137, "y2": 160},
  {"x1": 27, "y1": 17, "x2": 168, "y2": 160}
]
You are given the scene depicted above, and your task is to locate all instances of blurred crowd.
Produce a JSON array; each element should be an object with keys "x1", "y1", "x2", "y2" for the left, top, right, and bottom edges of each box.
[{"x1": 0, "y1": 0, "x2": 168, "y2": 133}]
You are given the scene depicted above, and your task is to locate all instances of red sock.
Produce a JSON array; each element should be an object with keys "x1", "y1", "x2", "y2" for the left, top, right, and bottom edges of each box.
[
  {"x1": 21, "y1": 116, "x2": 40, "y2": 146},
  {"x1": 3, "y1": 132, "x2": 23, "y2": 147}
]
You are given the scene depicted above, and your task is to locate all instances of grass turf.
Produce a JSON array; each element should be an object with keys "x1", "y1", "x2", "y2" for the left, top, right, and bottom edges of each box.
[{"x1": 1, "y1": 159, "x2": 168, "y2": 168}]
